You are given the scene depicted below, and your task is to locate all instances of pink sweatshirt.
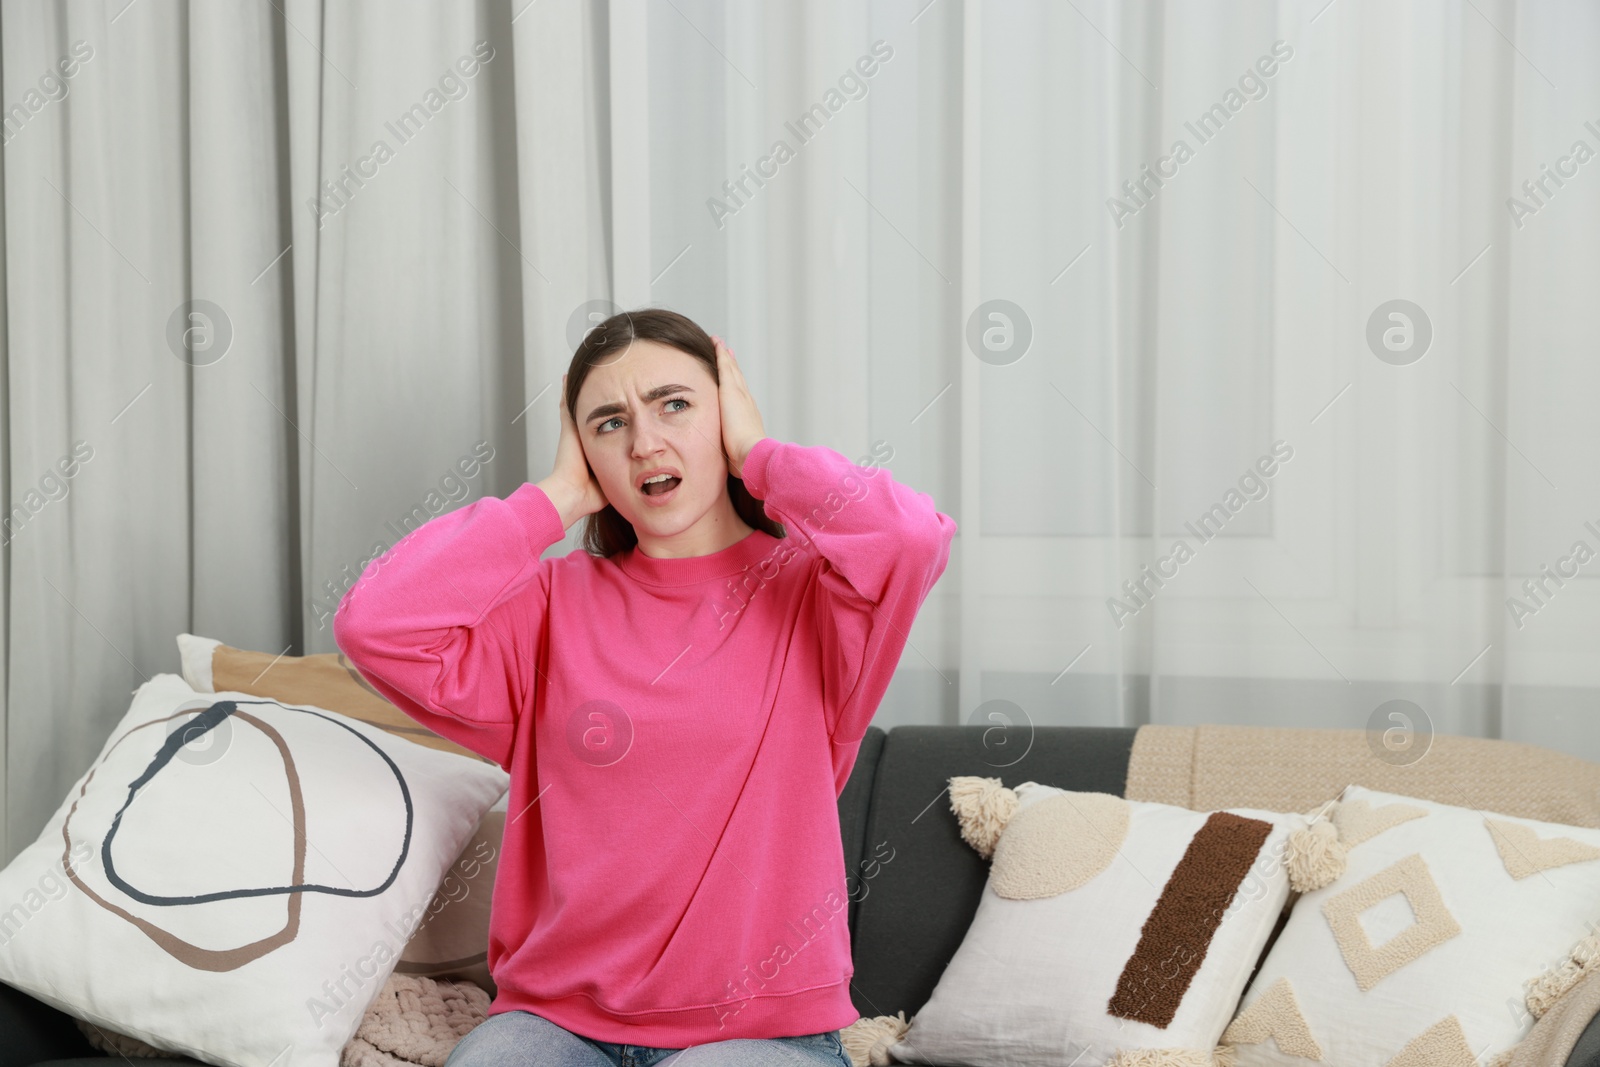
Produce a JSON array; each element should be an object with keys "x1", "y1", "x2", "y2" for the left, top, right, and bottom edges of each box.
[{"x1": 332, "y1": 436, "x2": 956, "y2": 1046}]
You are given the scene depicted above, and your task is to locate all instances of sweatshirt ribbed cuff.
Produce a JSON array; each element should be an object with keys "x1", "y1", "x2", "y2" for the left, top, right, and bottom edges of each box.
[
  {"x1": 738, "y1": 437, "x2": 779, "y2": 499},
  {"x1": 507, "y1": 482, "x2": 568, "y2": 556}
]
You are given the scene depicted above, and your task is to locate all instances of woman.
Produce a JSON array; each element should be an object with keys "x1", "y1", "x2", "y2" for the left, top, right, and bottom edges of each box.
[{"x1": 334, "y1": 308, "x2": 956, "y2": 1066}]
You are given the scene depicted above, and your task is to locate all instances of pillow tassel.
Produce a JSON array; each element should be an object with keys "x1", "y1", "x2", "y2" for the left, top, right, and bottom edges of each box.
[
  {"x1": 1526, "y1": 931, "x2": 1600, "y2": 1019},
  {"x1": 947, "y1": 775, "x2": 1018, "y2": 859},
  {"x1": 1284, "y1": 806, "x2": 1347, "y2": 893},
  {"x1": 840, "y1": 1010, "x2": 911, "y2": 1067}
]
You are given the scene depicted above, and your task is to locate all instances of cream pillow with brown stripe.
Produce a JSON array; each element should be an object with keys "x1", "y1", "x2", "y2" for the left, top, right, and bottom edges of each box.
[
  {"x1": 177, "y1": 633, "x2": 506, "y2": 995},
  {"x1": 887, "y1": 779, "x2": 1302, "y2": 1067}
]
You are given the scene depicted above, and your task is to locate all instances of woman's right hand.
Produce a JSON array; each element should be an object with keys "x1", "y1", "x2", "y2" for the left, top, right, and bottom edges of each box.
[{"x1": 538, "y1": 372, "x2": 609, "y2": 529}]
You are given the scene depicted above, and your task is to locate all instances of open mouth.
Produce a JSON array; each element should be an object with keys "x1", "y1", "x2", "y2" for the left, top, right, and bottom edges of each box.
[{"x1": 640, "y1": 476, "x2": 682, "y2": 496}]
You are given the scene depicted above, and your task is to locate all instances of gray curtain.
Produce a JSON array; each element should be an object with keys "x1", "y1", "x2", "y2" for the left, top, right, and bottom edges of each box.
[{"x1": 6, "y1": 0, "x2": 1599, "y2": 866}]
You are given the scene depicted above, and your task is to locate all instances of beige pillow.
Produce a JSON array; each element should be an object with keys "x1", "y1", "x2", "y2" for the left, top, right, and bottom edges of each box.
[
  {"x1": 177, "y1": 633, "x2": 504, "y2": 995},
  {"x1": 178, "y1": 632, "x2": 494, "y2": 765}
]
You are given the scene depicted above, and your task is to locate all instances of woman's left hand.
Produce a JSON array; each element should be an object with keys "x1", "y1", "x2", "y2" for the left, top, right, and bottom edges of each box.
[{"x1": 712, "y1": 335, "x2": 765, "y2": 478}]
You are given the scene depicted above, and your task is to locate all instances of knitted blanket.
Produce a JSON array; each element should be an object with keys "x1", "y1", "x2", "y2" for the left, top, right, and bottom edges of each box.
[
  {"x1": 76, "y1": 972, "x2": 490, "y2": 1066},
  {"x1": 1510, "y1": 964, "x2": 1600, "y2": 1067}
]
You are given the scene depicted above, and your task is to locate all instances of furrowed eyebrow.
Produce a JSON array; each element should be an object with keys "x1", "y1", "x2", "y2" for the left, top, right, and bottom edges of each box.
[{"x1": 584, "y1": 384, "x2": 695, "y2": 425}]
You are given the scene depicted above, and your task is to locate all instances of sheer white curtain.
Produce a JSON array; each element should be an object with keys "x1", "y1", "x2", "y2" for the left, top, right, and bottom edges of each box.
[{"x1": 3, "y1": 0, "x2": 1596, "y2": 866}]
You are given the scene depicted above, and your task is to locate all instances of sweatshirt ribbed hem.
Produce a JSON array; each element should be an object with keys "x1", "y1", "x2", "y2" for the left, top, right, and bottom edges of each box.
[{"x1": 485, "y1": 979, "x2": 861, "y2": 1047}]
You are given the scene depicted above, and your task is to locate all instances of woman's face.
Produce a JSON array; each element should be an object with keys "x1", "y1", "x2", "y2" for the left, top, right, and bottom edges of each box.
[{"x1": 573, "y1": 340, "x2": 728, "y2": 542}]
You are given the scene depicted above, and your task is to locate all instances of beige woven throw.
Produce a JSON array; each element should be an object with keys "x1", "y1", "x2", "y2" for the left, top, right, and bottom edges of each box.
[
  {"x1": 1124, "y1": 723, "x2": 1600, "y2": 828},
  {"x1": 76, "y1": 972, "x2": 490, "y2": 1066}
]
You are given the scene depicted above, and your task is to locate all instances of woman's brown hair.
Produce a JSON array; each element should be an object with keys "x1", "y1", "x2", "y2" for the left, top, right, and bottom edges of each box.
[{"x1": 564, "y1": 307, "x2": 786, "y2": 558}]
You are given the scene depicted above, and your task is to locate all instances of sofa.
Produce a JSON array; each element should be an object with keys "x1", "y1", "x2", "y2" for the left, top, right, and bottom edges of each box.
[{"x1": 6, "y1": 724, "x2": 1600, "y2": 1066}]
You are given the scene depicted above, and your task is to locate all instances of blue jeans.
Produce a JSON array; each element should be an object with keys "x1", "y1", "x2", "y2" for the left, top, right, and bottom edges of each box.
[{"x1": 443, "y1": 1008, "x2": 854, "y2": 1067}]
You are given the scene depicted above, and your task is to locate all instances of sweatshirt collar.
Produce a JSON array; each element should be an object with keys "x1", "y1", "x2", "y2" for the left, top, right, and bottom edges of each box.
[{"x1": 616, "y1": 527, "x2": 780, "y2": 587}]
